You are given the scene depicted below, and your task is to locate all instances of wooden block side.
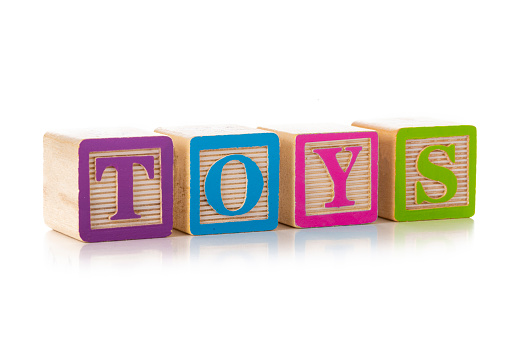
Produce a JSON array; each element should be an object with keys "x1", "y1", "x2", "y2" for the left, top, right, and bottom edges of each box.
[
  {"x1": 259, "y1": 124, "x2": 369, "y2": 135},
  {"x1": 155, "y1": 125, "x2": 272, "y2": 138},
  {"x1": 259, "y1": 128, "x2": 297, "y2": 227},
  {"x1": 46, "y1": 128, "x2": 157, "y2": 143},
  {"x1": 353, "y1": 118, "x2": 458, "y2": 132},
  {"x1": 43, "y1": 133, "x2": 82, "y2": 241},
  {"x1": 352, "y1": 122, "x2": 398, "y2": 220},
  {"x1": 377, "y1": 129, "x2": 398, "y2": 220},
  {"x1": 155, "y1": 131, "x2": 192, "y2": 234}
]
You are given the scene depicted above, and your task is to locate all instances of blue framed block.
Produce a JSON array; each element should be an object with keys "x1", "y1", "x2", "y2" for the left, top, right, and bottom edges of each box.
[{"x1": 156, "y1": 125, "x2": 280, "y2": 235}]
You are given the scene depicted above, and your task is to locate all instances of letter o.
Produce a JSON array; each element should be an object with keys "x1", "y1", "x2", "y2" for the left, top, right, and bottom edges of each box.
[{"x1": 204, "y1": 154, "x2": 264, "y2": 216}]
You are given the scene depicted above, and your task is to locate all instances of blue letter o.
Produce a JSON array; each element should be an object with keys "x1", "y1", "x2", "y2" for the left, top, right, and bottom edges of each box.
[{"x1": 204, "y1": 154, "x2": 264, "y2": 216}]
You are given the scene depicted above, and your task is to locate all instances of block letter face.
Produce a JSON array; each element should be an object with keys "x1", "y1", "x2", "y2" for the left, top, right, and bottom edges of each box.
[
  {"x1": 295, "y1": 132, "x2": 378, "y2": 227},
  {"x1": 95, "y1": 155, "x2": 156, "y2": 220},
  {"x1": 395, "y1": 126, "x2": 476, "y2": 221},
  {"x1": 312, "y1": 146, "x2": 362, "y2": 208},
  {"x1": 204, "y1": 154, "x2": 265, "y2": 216},
  {"x1": 189, "y1": 133, "x2": 279, "y2": 235},
  {"x1": 415, "y1": 144, "x2": 458, "y2": 205},
  {"x1": 78, "y1": 137, "x2": 173, "y2": 242}
]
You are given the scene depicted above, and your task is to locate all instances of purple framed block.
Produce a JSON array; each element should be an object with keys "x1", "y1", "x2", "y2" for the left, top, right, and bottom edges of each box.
[
  {"x1": 44, "y1": 131, "x2": 174, "y2": 242},
  {"x1": 77, "y1": 136, "x2": 173, "y2": 242}
]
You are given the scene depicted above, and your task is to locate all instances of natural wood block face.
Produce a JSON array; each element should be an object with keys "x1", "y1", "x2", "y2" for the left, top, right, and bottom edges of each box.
[
  {"x1": 352, "y1": 119, "x2": 476, "y2": 221},
  {"x1": 155, "y1": 125, "x2": 279, "y2": 235},
  {"x1": 43, "y1": 129, "x2": 173, "y2": 242},
  {"x1": 259, "y1": 124, "x2": 379, "y2": 228}
]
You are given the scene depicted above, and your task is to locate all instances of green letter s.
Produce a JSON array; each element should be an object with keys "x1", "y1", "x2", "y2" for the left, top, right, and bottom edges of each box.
[{"x1": 415, "y1": 144, "x2": 458, "y2": 204}]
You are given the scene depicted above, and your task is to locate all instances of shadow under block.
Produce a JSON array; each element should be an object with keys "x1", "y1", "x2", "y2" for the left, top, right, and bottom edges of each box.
[
  {"x1": 155, "y1": 125, "x2": 280, "y2": 235},
  {"x1": 258, "y1": 124, "x2": 379, "y2": 228},
  {"x1": 43, "y1": 129, "x2": 173, "y2": 242},
  {"x1": 352, "y1": 118, "x2": 476, "y2": 221}
]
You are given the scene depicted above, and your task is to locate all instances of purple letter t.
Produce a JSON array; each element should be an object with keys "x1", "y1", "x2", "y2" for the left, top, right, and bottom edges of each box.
[{"x1": 95, "y1": 156, "x2": 155, "y2": 220}]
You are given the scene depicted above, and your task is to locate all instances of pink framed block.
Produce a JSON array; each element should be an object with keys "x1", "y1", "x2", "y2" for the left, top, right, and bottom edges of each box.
[{"x1": 259, "y1": 125, "x2": 378, "y2": 228}]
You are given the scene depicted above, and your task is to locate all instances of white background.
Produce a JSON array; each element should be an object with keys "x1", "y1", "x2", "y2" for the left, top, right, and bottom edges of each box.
[{"x1": 1, "y1": 1, "x2": 508, "y2": 338}]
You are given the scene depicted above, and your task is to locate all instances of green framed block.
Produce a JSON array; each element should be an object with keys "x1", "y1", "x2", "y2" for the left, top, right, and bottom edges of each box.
[{"x1": 352, "y1": 119, "x2": 476, "y2": 221}]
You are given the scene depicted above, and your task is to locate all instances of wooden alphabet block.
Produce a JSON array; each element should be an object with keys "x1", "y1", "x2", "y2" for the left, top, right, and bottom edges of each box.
[
  {"x1": 43, "y1": 129, "x2": 173, "y2": 242},
  {"x1": 352, "y1": 118, "x2": 476, "y2": 221},
  {"x1": 258, "y1": 124, "x2": 379, "y2": 228},
  {"x1": 154, "y1": 125, "x2": 279, "y2": 235}
]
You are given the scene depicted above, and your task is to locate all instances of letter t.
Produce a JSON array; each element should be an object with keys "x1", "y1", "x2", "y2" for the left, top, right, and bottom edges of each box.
[{"x1": 95, "y1": 155, "x2": 155, "y2": 220}]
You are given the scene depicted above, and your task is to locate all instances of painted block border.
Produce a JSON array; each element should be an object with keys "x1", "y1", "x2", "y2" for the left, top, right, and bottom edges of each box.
[
  {"x1": 294, "y1": 131, "x2": 379, "y2": 227},
  {"x1": 394, "y1": 125, "x2": 477, "y2": 221},
  {"x1": 78, "y1": 136, "x2": 173, "y2": 242},
  {"x1": 189, "y1": 133, "x2": 280, "y2": 235}
]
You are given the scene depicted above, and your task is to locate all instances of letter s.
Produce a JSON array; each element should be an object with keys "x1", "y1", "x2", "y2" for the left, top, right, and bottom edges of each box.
[{"x1": 415, "y1": 144, "x2": 458, "y2": 204}]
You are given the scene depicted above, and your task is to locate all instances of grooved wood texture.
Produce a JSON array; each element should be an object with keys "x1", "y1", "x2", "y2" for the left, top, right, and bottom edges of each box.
[
  {"x1": 405, "y1": 136, "x2": 469, "y2": 210},
  {"x1": 304, "y1": 138, "x2": 371, "y2": 215},
  {"x1": 89, "y1": 148, "x2": 162, "y2": 229},
  {"x1": 199, "y1": 147, "x2": 269, "y2": 224}
]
